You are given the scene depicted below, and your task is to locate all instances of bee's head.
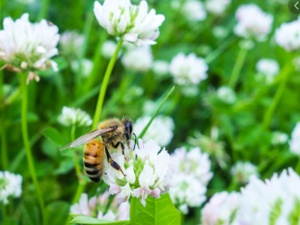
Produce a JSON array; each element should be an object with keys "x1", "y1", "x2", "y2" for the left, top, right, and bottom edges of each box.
[{"x1": 122, "y1": 117, "x2": 133, "y2": 142}]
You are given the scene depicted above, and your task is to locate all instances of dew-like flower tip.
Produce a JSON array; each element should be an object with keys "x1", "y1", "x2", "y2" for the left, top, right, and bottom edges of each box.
[
  {"x1": 0, "y1": 13, "x2": 60, "y2": 83},
  {"x1": 93, "y1": 0, "x2": 165, "y2": 46}
]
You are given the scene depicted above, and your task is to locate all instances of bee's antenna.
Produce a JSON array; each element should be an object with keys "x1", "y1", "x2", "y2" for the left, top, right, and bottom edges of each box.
[{"x1": 132, "y1": 133, "x2": 137, "y2": 150}]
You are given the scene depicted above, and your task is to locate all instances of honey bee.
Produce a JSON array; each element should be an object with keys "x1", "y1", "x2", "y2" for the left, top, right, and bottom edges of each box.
[{"x1": 61, "y1": 118, "x2": 134, "y2": 182}]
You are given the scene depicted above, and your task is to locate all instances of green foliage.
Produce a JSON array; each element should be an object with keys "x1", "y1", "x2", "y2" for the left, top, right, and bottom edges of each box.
[
  {"x1": 130, "y1": 194, "x2": 181, "y2": 225},
  {"x1": 70, "y1": 215, "x2": 130, "y2": 225}
]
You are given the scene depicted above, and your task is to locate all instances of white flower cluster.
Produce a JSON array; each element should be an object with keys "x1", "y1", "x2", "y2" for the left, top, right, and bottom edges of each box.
[
  {"x1": 271, "y1": 131, "x2": 288, "y2": 145},
  {"x1": 217, "y1": 86, "x2": 236, "y2": 104},
  {"x1": 275, "y1": 17, "x2": 300, "y2": 52},
  {"x1": 134, "y1": 115, "x2": 174, "y2": 146},
  {"x1": 201, "y1": 191, "x2": 241, "y2": 225},
  {"x1": 122, "y1": 46, "x2": 153, "y2": 72},
  {"x1": 171, "y1": 0, "x2": 207, "y2": 22},
  {"x1": 58, "y1": 106, "x2": 92, "y2": 127},
  {"x1": 235, "y1": 168, "x2": 300, "y2": 225},
  {"x1": 103, "y1": 139, "x2": 172, "y2": 206},
  {"x1": 231, "y1": 161, "x2": 258, "y2": 184},
  {"x1": 289, "y1": 122, "x2": 300, "y2": 156},
  {"x1": 234, "y1": 4, "x2": 273, "y2": 41},
  {"x1": 59, "y1": 31, "x2": 84, "y2": 57},
  {"x1": 93, "y1": 0, "x2": 165, "y2": 46},
  {"x1": 70, "y1": 191, "x2": 129, "y2": 220},
  {"x1": 170, "y1": 53, "x2": 208, "y2": 86},
  {"x1": 0, "y1": 171, "x2": 22, "y2": 204},
  {"x1": 169, "y1": 147, "x2": 213, "y2": 214},
  {"x1": 0, "y1": 13, "x2": 60, "y2": 83},
  {"x1": 205, "y1": 0, "x2": 231, "y2": 15},
  {"x1": 256, "y1": 58, "x2": 279, "y2": 83}
]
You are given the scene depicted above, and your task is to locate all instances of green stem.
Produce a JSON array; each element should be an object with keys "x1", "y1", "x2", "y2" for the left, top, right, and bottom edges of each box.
[
  {"x1": 0, "y1": 72, "x2": 8, "y2": 170},
  {"x1": 92, "y1": 39, "x2": 123, "y2": 129},
  {"x1": 71, "y1": 125, "x2": 81, "y2": 180},
  {"x1": 296, "y1": 157, "x2": 300, "y2": 174},
  {"x1": 228, "y1": 47, "x2": 248, "y2": 89},
  {"x1": 262, "y1": 65, "x2": 290, "y2": 129},
  {"x1": 19, "y1": 73, "x2": 46, "y2": 225},
  {"x1": 37, "y1": 0, "x2": 50, "y2": 20},
  {"x1": 205, "y1": 36, "x2": 237, "y2": 64},
  {"x1": 138, "y1": 86, "x2": 175, "y2": 138}
]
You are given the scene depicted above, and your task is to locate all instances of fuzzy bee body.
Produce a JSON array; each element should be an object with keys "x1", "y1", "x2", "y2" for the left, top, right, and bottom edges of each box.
[{"x1": 61, "y1": 117, "x2": 134, "y2": 183}]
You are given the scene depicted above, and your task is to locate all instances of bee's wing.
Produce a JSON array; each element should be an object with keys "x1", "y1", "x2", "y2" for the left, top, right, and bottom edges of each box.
[{"x1": 60, "y1": 128, "x2": 114, "y2": 150}]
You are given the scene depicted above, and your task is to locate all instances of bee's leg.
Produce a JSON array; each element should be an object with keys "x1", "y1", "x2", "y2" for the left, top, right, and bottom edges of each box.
[
  {"x1": 112, "y1": 142, "x2": 125, "y2": 156},
  {"x1": 104, "y1": 146, "x2": 126, "y2": 176},
  {"x1": 132, "y1": 133, "x2": 137, "y2": 150}
]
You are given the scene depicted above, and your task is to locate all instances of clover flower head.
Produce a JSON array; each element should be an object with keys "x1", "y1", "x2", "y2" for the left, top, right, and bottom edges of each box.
[
  {"x1": 231, "y1": 161, "x2": 259, "y2": 184},
  {"x1": 58, "y1": 106, "x2": 92, "y2": 127},
  {"x1": 234, "y1": 4, "x2": 273, "y2": 41},
  {"x1": 0, "y1": 13, "x2": 60, "y2": 83},
  {"x1": 205, "y1": 0, "x2": 231, "y2": 15},
  {"x1": 234, "y1": 168, "x2": 300, "y2": 225},
  {"x1": 71, "y1": 58, "x2": 93, "y2": 78},
  {"x1": 201, "y1": 191, "x2": 241, "y2": 225},
  {"x1": 0, "y1": 171, "x2": 22, "y2": 204},
  {"x1": 170, "y1": 53, "x2": 208, "y2": 86},
  {"x1": 93, "y1": 0, "x2": 165, "y2": 46},
  {"x1": 275, "y1": 17, "x2": 300, "y2": 52},
  {"x1": 103, "y1": 139, "x2": 172, "y2": 207},
  {"x1": 169, "y1": 147, "x2": 213, "y2": 214},
  {"x1": 271, "y1": 131, "x2": 288, "y2": 145},
  {"x1": 101, "y1": 40, "x2": 118, "y2": 59},
  {"x1": 122, "y1": 46, "x2": 153, "y2": 72},
  {"x1": 256, "y1": 58, "x2": 279, "y2": 83},
  {"x1": 217, "y1": 86, "x2": 236, "y2": 104},
  {"x1": 70, "y1": 191, "x2": 129, "y2": 220},
  {"x1": 289, "y1": 122, "x2": 300, "y2": 156},
  {"x1": 59, "y1": 31, "x2": 84, "y2": 58},
  {"x1": 134, "y1": 115, "x2": 174, "y2": 146},
  {"x1": 152, "y1": 60, "x2": 169, "y2": 77}
]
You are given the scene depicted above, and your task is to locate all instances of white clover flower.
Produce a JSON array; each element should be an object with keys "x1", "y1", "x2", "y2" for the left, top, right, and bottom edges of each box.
[
  {"x1": 0, "y1": 171, "x2": 22, "y2": 204},
  {"x1": 275, "y1": 17, "x2": 300, "y2": 52},
  {"x1": 103, "y1": 139, "x2": 172, "y2": 207},
  {"x1": 212, "y1": 26, "x2": 229, "y2": 39},
  {"x1": 217, "y1": 86, "x2": 236, "y2": 104},
  {"x1": 59, "y1": 31, "x2": 84, "y2": 57},
  {"x1": 234, "y1": 4, "x2": 273, "y2": 41},
  {"x1": 172, "y1": 0, "x2": 207, "y2": 22},
  {"x1": 134, "y1": 115, "x2": 174, "y2": 146},
  {"x1": 93, "y1": 0, "x2": 165, "y2": 46},
  {"x1": 58, "y1": 106, "x2": 92, "y2": 127},
  {"x1": 152, "y1": 60, "x2": 169, "y2": 77},
  {"x1": 170, "y1": 53, "x2": 208, "y2": 86},
  {"x1": 169, "y1": 147, "x2": 212, "y2": 214},
  {"x1": 0, "y1": 13, "x2": 60, "y2": 83},
  {"x1": 71, "y1": 58, "x2": 93, "y2": 77},
  {"x1": 289, "y1": 122, "x2": 300, "y2": 155},
  {"x1": 256, "y1": 58, "x2": 279, "y2": 83},
  {"x1": 205, "y1": 0, "x2": 231, "y2": 15},
  {"x1": 231, "y1": 161, "x2": 259, "y2": 184},
  {"x1": 70, "y1": 191, "x2": 129, "y2": 220},
  {"x1": 122, "y1": 46, "x2": 153, "y2": 72},
  {"x1": 235, "y1": 168, "x2": 300, "y2": 225},
  {"x1": 201, "y1": 191, "x2": 241, "y2": 225},
  {"x1": 271, "y1": 131, "x2": 288, "y2": 145},
  {"x1": 101, "y1": 40, "x2": 118, "y2": 59}
]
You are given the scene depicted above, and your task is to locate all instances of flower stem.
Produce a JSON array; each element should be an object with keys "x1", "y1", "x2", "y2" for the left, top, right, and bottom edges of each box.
[
  {"x1": 205, "y1": 36, "x2": 236, "y2": 64},
  {"x1": 71, "y1": 125, "x2": 81, "y2": 181},
  {"x1": 92, "y1": 39, "x2": 123, "y2": 129},
  {"x1": 0, "y1": 72, "x2": 8, "y2": 170},
  {"x1": 228, "y1": 47, "x2": 248, "y2": 89},
  {"x1": 38, "y1": 0, "x2": 50, "y2": 20},
  {"x1": 19, "y1": 73, "x2": 46, "y2": 225},
  {"x1": 262, "y1": 65, "x2": 290, "y2": 129}
]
